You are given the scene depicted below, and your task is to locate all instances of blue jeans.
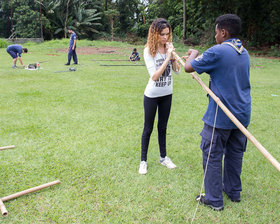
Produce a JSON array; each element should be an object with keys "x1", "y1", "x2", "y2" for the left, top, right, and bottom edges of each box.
[
  {"x1": 67, "y1": 48, "x2": 78, "y2": 64},
  {"x1": 200, "y1": 123, "x2": 247, "y2": 207}
]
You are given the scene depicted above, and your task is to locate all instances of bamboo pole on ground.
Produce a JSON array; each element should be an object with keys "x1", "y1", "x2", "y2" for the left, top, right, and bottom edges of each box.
[
  {"x1": 1, "y1": 180, "x2": 61, "y2": 203},
  {"x1": 1, "y1": 180, "x2": 61, "y2": 217},
  {"x1": 0, "y1": 145, "x2": 15, "y2": 151},
  {"x1": 172, "y1": 51, "x2": 280, "y2": 173},
  {"x1": 0, "y1": 199, "x2": 8, "y2": 217}
]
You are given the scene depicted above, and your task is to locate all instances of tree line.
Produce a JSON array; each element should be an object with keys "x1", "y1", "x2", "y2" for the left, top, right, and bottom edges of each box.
[{"x1": 0, "y1": 0, "x2": 279, "y2": 47}]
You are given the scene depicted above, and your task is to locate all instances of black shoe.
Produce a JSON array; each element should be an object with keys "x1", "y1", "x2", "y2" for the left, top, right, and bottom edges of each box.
[
  {"x1": 195, "y1": 194, "x2": 224, "y2": 211},
  {"x1": 230, "y1": 198, "x2": 241, "y2": 203},
  {"x1": 224, "y1": 193, "x2": 241, "y2": 202},
  {"x1": 223, "y1": 187, "x2": 241, "y2": 203},
  {"x1": 73, "y1": 63, "x2": 78, "y2": 65},
  {"x1": 65, "y1": 63, "x2": 70, "y2": 65}
]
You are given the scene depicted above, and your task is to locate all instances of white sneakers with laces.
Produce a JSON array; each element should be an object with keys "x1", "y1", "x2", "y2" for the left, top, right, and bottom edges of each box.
[
  {"x1": 160, "y1": 156, "x2": 177, "y2": 169},
  {"x1": 139, "y1": 156, "x2": 177, "y2": 174},
  {"x1": 139, "y1": 161, "x2": 148, "y2": 175}
]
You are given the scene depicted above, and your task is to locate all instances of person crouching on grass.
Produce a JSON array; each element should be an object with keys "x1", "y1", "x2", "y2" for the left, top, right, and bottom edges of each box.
[
  {"x1": 138, "y1": 18, "x2": 180, "y2": 175},
  {"x1": 129, "y1": 48, "x2": 140, "y2": 61},
  {"x1": 6, "y1": 44, "x2": 28, "y2": 68},
  {"x1": 183, "y1": 14, "x2": 251, "y2": 211}
]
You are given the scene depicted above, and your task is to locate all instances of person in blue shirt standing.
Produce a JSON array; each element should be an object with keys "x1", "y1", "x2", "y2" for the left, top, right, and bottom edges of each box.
[
  {"x1": 183, "y1": 14, "x2": 251, "y2": 211},
  {"x1": 65, "y1": 28, "x2": 78, "y2": 65},
  {"x1": 6, "y1": 44, "x2": 28, "y2": 68}
]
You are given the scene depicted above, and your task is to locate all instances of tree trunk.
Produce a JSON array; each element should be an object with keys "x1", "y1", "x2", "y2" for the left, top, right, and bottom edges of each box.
[
  {"x1": 182, "y1": 0, "x2": 186, "y2": 41},
  {"x1": 9, "y1": 0, "x2": 14, "y2": 40},
  {"x1": 105, "y1": 0, "x2": 108, "y2": 11},
  {"x1": 110, "y1": 17, "x2": 114, "y2": 41},
  {"x1": 64, "y1": 0, "x2": 71, "y2": 38},
  {"x1": 39, "y1": 0, "x2": 43, "y2": 39}
]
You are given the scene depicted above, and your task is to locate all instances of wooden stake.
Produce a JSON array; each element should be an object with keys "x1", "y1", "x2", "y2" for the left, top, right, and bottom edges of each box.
[
  {"x1": 0, "y1": 199, "x2": 8, "y2": 217},
  {"x1": 1, "y1": 180, "x2": 61, "y2": 203},
  {"x1": 172, "y1": 51, "x2": 280, "y2": 173},
  {"x1": 0, "y1": 145, "x2": 15, "y2": 151}
]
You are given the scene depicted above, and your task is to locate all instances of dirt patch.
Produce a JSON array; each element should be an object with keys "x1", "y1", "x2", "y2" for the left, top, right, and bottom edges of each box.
[
  {"x1": 254, "y1": 56, "x2": 280, "y2": 60},
  {"x1": 56, "y1": 46, "x2": 127, "y2": 55},
  {"x1": 47, "y1": 54, "x2": 59, "y2": 56}
]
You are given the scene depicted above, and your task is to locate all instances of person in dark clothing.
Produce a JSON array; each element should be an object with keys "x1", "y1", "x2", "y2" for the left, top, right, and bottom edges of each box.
[
  {"x1": 129, "y1": 48, "x2": 140, "y2": 61},
  {"x1": 6, "y1": 44, "x2": 28, "y2": 68},
  {"x1": 183, "y1": 14, "x2": 251, "y2": 211},
  {"x1": 65, "y1": 28, "x2": 78, "y2": 65}
]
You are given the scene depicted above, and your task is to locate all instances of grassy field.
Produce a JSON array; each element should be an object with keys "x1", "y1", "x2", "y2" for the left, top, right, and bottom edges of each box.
[{"x1": 0, "y1": 40, "x2": 279, "y2": 223}]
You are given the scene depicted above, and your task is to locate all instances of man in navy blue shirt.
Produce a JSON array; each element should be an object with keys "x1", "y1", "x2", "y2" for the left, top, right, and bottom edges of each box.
[
  {"x1": 65, "y1": 28, "x2": 78, "y2": 65},
  {"x1": 6, "y1": 44, "x2": 28, "y2": 68},
  {"x1": 183, "y1": 14, "x2": 251, "y2": 211}
]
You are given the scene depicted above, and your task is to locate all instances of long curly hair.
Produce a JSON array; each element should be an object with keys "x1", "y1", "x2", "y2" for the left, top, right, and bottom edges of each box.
[{"x1": 146, "y1": 18, "x2": 172, "y2": 57}]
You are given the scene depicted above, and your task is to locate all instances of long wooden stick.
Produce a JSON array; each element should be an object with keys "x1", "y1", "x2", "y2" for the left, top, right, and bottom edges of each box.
[
  {"x1": 0, "y1": 199, "x2": 8, "y2": 217},
  {"x1": 172, "y1": 51, "x2": 280, "y2": 173},
  {"x1": 0, "y1": 145, "x2": 15, "y2": 151},
  {"x1": 99, "y1": 64, "x2": 145, "y2": 66},
  {"x1": 1, "y1": 180, "x2": 61, "y2": 202}
]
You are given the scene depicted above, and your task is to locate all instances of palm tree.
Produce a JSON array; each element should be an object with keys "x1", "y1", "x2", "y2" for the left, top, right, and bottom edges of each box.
[
  {"x1": 41, "y1": 0, "x2": 101, "y2": 38},
  {"x1": 104, "y1": 9, "x2": 119, "y2": 41},
  {"x1": 36, "y1": 0, "x2": 64, "y2": 38},
  {"x1": 72, "y1": 2, "x2": 102, "y2": 38}
]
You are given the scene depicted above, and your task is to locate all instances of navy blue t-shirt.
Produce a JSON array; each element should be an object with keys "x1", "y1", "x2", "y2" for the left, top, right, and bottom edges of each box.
[
  {"x1": 190, "y1": 40, "x2": 251, "y2": 129},
  {"x1": 69, "y1": 32, "x2": 77, "y2": 48},
  {"x1": 7, "y1": 44, "x2": 23, "y2": 57}
]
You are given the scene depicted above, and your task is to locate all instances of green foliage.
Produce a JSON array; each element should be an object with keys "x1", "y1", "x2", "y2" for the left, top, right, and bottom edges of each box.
[
  {"x1": 0, "y1": 0, "x2": 279, "y2": 46},
  {"x1": 117, "y1": 0, "x2": 141, "y2": 33},
  {"x1": 134, "y1": 22, "x2": 150, "y2": 39},
  {"x1": 72, "y1": 4, "x2": 102, "y2": 39},
  {"x1": 13, "y1": 5, "x2": 41, "y2": 38},
  {"x1": 0, "y1": 38, "x2": 9, "y2": 48},
  {"x1": 270, "y1": 44, "x2": 280, "y2": 57}
]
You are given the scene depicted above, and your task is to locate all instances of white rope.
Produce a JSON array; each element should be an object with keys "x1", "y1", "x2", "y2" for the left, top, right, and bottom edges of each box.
[{"x1": 191, "y1": 103, "x2": 219, "y2": 223}]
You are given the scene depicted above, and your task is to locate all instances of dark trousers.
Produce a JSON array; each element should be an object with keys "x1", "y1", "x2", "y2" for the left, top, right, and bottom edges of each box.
[
  {"x1": 6, "y1": 49, "x2": 17, "y2": 59},
  {"x1": 67, "y1": 48, "x2": 78, "y2": 64},
  {"x1": 200, "y1": 123, "x2": 247, "y2": 207},
  {"x1": 141, "y1": 94, "x2": 172, "y2": 161}
]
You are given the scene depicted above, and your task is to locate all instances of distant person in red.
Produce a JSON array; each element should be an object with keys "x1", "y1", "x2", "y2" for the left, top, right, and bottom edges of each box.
[{"x1": 6, "y1": 44, "x2": 28, "y2": 68}]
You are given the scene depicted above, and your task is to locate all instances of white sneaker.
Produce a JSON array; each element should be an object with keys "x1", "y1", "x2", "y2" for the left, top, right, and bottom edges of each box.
[
  {"x1": 160, "y1": 156, "x2": 177, "y2": 169},
  {"x1": 139, "y1": 161, "x2": 147, "y2": 175}
]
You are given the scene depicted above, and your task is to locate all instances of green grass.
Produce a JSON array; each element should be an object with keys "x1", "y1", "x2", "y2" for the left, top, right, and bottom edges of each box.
[{"x1": 0, "y1": 40, "x2": 279, "y2": 223}]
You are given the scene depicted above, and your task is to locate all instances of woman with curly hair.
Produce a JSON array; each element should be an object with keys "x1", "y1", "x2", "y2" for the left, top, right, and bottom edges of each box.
[{"x1": 139, "y1": 18, "x2": 180, "y2": 175}]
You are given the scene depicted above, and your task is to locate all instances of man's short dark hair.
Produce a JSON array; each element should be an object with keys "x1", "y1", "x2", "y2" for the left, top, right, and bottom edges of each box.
[
  {"x1": 23, "y1": 48, "x2": 28, "y2": 53},
  {"x1": 215, "y1": 14, "x2": 241, "y2": 38}
]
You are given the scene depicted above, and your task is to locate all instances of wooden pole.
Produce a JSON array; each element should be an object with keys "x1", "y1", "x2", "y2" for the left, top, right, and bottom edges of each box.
[
  {"x1": 0, "y1": 199, "x2": 8, "y2": 217},
  {"x1": 0, "y1": 145, "x2": 15, "y2": 151},
  {"x1": 172, "y1": 51, "x2": 280, "y2": 173},
  {"x1": 1, "y1": 180, "x2": 61, "y2": 202}
]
